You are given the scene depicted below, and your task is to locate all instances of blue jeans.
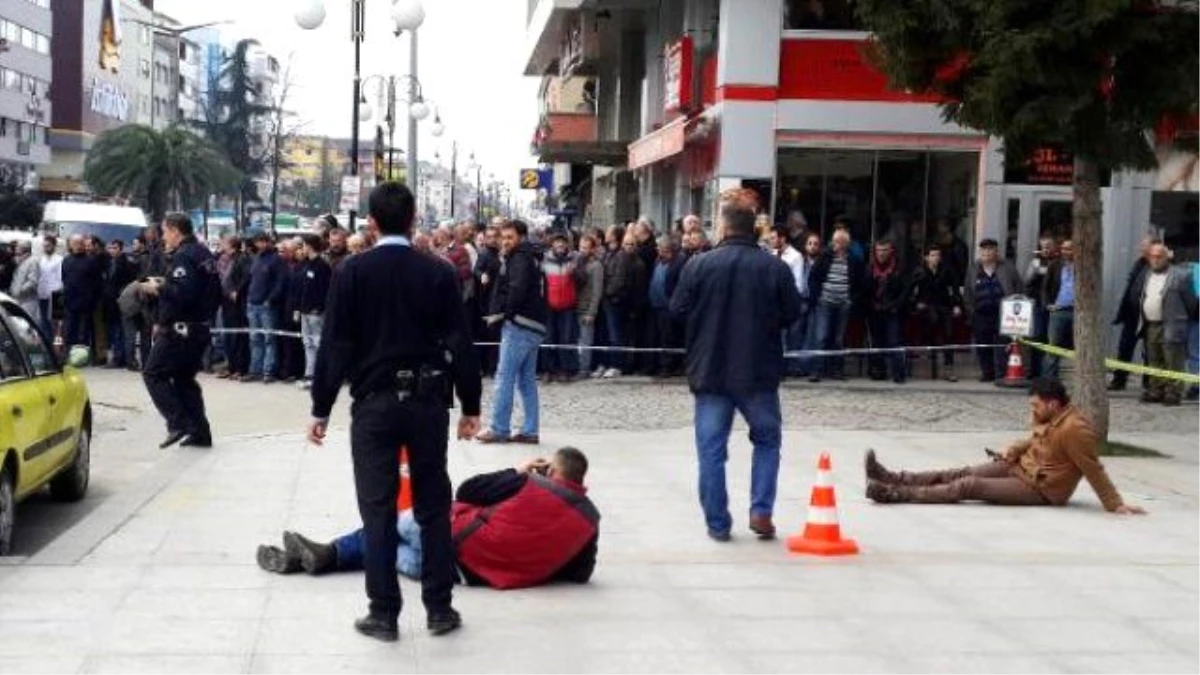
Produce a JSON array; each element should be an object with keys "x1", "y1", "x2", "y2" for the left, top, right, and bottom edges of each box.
[
  {"x1": 490, "y1": 322, "x2": 543, "y2": 437},
  {"x1": 545, "y1": 309, "x2": 578, "y2": 375},
  {"x1": 693, "y1": 390, "x2": 783, "y2": 535},
  {"x1": 247, "y1": 303, "x2": 277, "y2": 377},
  {"x1": 601, "y1": 299, "x2": 625, "y2": 371},
  {"x1": 810, "y1": 302, "x2": 851, "y2": 377},
  {"x1": 785, "y1": 306, "x2": 811, "y2": 376},
  {"x1": 333, "y1": 511, "x2": 422, "y2": 579},
  {"x1": 1046, "y1": 308, "x2": 1075, "y2": 378},
  {"x1": 1187, "y1": 321, "x2": 1198, "y2": 395}
]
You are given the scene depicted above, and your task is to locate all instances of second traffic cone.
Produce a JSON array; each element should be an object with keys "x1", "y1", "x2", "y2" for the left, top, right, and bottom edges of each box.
[
  {"x1": 995, "y1": 341, "x2": 1029, "y2": 388},
  {"x1": 396, "y1": 447, "x2": 413, "y2": 511},
  {"x1": 787, "y1": 453, "x2": 859, "y2": 556}
]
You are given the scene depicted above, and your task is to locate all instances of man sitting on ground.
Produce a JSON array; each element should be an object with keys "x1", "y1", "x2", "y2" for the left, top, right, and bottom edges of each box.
[
  {"x1": 864, "y1": 377, "x2": 1146, "y2": 514},
  {"x1": 258, "y1": 447, "x2": 600, "y2": 589}
]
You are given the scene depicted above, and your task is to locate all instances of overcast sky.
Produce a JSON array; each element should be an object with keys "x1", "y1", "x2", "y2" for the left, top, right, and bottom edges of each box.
[{"x1": 155, "y1": 0, "x2": 541, "y2": 196}]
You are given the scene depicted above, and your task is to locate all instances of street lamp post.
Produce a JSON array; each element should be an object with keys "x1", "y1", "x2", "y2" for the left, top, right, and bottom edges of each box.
[
  {"x1": 296, "y1": 0, "x2": 426, "y2": 232},
  {"x1": 468, "y1": 152, "x2": 482, "y2": 222}
]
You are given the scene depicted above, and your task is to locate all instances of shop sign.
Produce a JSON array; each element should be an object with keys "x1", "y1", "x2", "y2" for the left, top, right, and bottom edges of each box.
[
  {"x1": 1004, "y1": 146, "x2": 1075, "y2": 186},
  {"x1": 628, "y1": 119, "x2": 687, "y2": 171},
  {"x1": 663, "y1": 36, "x2": 694, "y2": 115},
  {"x1": 1000, "y1": 295, "x2": 1034, "y2": 338},
  {"x1": 779, "y1": 38, "x2": 942, "y2": 103},
  {"x1": 90, "y1": 78, "x2": 129, "y2": 122}
]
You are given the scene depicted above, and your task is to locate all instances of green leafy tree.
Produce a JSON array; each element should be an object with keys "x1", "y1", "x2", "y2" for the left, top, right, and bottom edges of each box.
[
  {"x1": 0, "y1": 176, "x2": 43, "y2": 230},
  {"x1": 196, "y1": 39, "x2": 274, "y2": 207},
  {"x1": 84, "y1": 124, "x2": 240, "y2": 222},
  {"x1": 855, "y1": 0, "x2": 1199, "y2": 438}
]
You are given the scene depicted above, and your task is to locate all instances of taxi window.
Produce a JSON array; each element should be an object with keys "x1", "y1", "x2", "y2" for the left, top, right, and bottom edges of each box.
[
  {"x1": 0, "y1": 320, "x2": 27, "y2": 380},
  {"x1": 2, "y1": 307, "x2": 57, "y2": 375}
]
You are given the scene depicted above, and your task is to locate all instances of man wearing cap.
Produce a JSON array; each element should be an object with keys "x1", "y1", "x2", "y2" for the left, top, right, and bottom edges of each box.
[{"x1": 963, "y1": 238, "x2": 1021, "y2": 382}]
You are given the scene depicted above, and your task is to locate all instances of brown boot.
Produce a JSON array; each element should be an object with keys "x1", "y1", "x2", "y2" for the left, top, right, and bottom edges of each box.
[
  {"x1": 748, "y1": 515, "x2": 776, "y2": 540},
  {"x1": 864, "y1": 449, "x2": 900, "y2": 483},
  {"x1": 866, "y1": 479, "x2": 910, "y2": 503}
]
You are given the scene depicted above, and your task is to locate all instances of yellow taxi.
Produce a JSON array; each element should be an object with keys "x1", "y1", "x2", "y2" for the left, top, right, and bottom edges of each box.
[{"x1": 0, "y1": 295, "x2": 91, "y2": 555}]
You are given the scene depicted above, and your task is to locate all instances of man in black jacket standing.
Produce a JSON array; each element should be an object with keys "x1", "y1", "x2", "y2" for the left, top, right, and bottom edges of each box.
[
  {"x1": 865, "y1": 240, "x2": 909, "y2": 384},
  {"x1": 61, "y1": 235, "x2": 105, "y2": 359},
  {"x1": 104, "y1": 240, "x2": 139, "y2": 368},
  {"x1": 1109, "y1": 235, "x2": 1152, "y2": 390},
  {"x1": 308, "y1": 181, "x2": 481, "y2": 642},
  {"x1": 477, "y1": 220, "x2": 548, "y2": 445},
  {"x1": 807, "y1": 229, "x2": 866, "y2": 382},
  {"x1": 670, "y1": 189, "x2": 802, "y2": 542}
]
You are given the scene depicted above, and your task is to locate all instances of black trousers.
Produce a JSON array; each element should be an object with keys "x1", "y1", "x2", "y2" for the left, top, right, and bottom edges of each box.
[
  {"x1": 972, "y1": 308, "x2": 1004, "y2": 380},
  {"x1": 221, "y1": 301, "x2": 250, "y2": 375},
  {"x1": 653, "y1": 308, "x2": 682, "y2": 375},
  {"x1": 350, "y1": 393, "x2": 454, "y2": 619},
  {"x1": 143, "y1": 326, "x2": 211, "y2": 439},
  {"x1": 1111, "y1": 320, "x2": 1146, "y2": 387}
]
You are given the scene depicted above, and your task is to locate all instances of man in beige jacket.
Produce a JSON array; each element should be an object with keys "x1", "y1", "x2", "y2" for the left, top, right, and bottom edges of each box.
[{"x1": 865, "y1": 377, "x2": 1146, "y2": 514}]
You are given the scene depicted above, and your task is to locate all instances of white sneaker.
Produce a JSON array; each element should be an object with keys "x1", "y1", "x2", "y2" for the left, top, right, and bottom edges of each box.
[
  {"x1": 591, "y1": 367, "x2": 605, "y2": 378},
  {"x1": 297, "y1": 379, "x2": 312, "y2": 390},
  {"x1": 602, "y1": 368, "x2": 621, "y2": 379}
]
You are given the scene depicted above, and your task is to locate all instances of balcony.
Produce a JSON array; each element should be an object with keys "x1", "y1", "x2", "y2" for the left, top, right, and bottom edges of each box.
[
  {"x1": 531, "y1": 112, "x2": 626, "y2": 165},
  {"x1": 522, "y1": 0, "x2": 589, "y2": 76}
]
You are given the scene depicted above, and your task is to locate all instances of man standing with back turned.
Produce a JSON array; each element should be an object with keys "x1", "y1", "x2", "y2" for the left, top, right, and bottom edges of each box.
[
  {"x1": 670, "y1": 189, "x2": 803, "y2": 542},
  {"x1": 308, "y1": 182, "x2": 482, "y2": 642}
]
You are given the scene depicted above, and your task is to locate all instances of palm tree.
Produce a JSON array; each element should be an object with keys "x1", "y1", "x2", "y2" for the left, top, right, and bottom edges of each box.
[{"x1": 84, "y1": 124, "x2": 240, "y2": 222}]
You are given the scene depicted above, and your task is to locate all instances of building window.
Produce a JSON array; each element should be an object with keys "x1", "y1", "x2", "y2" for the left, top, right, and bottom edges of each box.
[
  {"x1": 775, "y1": 147, "x2": 979, "y2": 271},
  {"x1": 0, "y1": 118, "x2": 6, "y2": 137},
  {"x1": 784, "y1": 0, "x2": 863, "y2": 30}
]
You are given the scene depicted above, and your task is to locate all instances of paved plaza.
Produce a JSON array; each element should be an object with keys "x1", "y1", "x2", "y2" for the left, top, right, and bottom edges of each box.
[{"x1": 0, "y1": 371, "x2": 1196, "y2": 673}]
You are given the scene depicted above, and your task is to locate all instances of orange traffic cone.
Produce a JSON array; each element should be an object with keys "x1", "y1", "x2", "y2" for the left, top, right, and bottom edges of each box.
[
  {"x1": 787, "y1": 453, "x2": 859, "y2": 556},
  {"x1": 396, "y1": 448, "x2": 412, "y2": 511},
  {"x1": 995, "y1": 341, "x2": 1029, "y2": 388}
]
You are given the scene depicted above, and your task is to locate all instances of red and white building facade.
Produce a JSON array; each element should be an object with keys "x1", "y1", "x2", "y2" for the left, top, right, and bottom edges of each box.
[{"x1": 524, "y1": 0, "x2": 1197, "y2": 319}]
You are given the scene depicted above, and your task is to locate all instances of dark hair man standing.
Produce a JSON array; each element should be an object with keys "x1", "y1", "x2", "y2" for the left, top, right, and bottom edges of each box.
[
  {"x1": 140, "y1": 213, "x2": 220, "y2": 449},
  {"x1": 308, "y1": 181, "x2": 482, "y2": 643},
  {"x1": 670, "y1": 189, "x2": 803, "y2": 542}
]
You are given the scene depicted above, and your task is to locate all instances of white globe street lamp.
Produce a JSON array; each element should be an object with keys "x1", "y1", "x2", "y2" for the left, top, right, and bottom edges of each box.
[
  {"x1": 391, "y1": 0, "x2": 426, "y2": 33},
  {"x1": 294, "y1": 0, "x2": 326, "y2": 30},
  {"x1": 409, "y1": 100, "x2": 430, "y2": 121},
  {"x1": 358, "y1": 101, "x2": 373, "y2": 122},
  {"x1": 430, "y1": 116, "x2": 444, "y2": 137}
]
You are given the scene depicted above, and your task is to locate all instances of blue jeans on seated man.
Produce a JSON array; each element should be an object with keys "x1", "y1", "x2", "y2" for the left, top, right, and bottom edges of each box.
[
  {"x1": 333, "y1": 510, "x2": 422, "y2": 579},
  {"x1": 490, "y1": 322, "x2": 543, "y2": 437},
  {"x1": 693, "y1": 390, "x2": 783, "y2": 536}
]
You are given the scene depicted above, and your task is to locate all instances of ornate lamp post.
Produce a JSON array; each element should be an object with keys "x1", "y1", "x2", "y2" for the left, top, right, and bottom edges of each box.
[{"x1": 296, "y1": 0, "x2": 425, "y2": 231}]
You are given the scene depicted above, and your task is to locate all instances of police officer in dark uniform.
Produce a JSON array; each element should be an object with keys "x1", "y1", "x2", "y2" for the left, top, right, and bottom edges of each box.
[
  {"x1": 141, "y1": 213, "x2": 218, "y2": 449},
  {"x1": 308, "y1": 181, "x2": 482, "y2": 643}
]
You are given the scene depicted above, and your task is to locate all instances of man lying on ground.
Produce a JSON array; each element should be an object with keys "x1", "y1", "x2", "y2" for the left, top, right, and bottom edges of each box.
[
  {"x1": 257, "y1": 447, "x2": 600, "y2": 589},
  {"x1": 864, "y1": 376, "x2": 1146, "y2": 514}
]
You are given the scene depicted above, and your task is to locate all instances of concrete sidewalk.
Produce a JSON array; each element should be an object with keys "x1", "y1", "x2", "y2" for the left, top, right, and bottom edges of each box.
[{"x1": 0, "y1": 418, "x2": 1196, "y2": 674}]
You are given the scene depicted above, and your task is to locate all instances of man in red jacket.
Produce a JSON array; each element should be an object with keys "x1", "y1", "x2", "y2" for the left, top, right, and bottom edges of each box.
[{"x1": 258, "y1": 447, "x2": 599, "y2": 590}]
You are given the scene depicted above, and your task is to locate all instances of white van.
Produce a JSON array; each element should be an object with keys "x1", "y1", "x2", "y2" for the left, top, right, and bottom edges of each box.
[{"x1": 41, "y1": 201, "x2": 148, "y2": 248}]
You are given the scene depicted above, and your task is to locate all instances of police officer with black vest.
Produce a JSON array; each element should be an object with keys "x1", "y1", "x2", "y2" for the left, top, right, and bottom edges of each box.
[
  {"x1": 308, "y1": 181, "x2": 482, "y2": 643},
  {"x1": 141, "y1": 213, "x2": 219, "y2": 449}
]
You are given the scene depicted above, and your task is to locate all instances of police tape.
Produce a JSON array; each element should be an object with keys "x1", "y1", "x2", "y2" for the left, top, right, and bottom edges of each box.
[
  {"x1": 208, "y1": 327, "x2": 1007, "y2": 358},
  {"x1": 1019, "y1": 339, "x2": 1200, "y2": 384}
]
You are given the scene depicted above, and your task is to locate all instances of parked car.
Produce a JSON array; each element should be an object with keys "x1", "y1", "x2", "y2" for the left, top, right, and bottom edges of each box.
[{"x1": 0, "y1": 294, "x2": 91, "y2": 555}]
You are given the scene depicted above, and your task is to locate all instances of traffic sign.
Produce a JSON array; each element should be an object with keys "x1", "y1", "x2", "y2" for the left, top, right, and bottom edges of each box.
[
  {"x1": 1000, "y1": 295, "x2": 1035, "y2": 337},
  {"x1": 339, "y1": 175, "x2": 361, "y2": 212}
]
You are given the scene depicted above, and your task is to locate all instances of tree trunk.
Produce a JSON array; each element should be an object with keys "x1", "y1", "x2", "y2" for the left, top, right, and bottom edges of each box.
[{"x1": 1072, "y1": 157, "x2": 1109, "y2": 440}]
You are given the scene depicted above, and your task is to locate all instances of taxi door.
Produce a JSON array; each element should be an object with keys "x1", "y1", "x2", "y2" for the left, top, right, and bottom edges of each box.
[{"x1": 0, "y1": 317, "x2": 51, "y2": 498}]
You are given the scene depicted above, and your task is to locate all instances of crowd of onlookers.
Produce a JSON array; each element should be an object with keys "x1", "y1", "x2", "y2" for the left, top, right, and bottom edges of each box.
[{"x1": 0, "y1": 209, "x2": 1194, "y2": 404}]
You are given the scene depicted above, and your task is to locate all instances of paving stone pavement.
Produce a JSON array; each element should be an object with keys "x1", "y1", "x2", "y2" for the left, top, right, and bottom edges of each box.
[{"x1": 0, "y1": 371, "x2": 1195, "y2": 673}]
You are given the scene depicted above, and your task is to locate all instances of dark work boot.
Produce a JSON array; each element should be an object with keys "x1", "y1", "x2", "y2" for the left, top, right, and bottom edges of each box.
[
  {"x1": 427, "y1": 607, "x2": 463, "y2": 636},
  {"x1": 159, "y1": 430, "x2": 186, "y2": 449},
  {"x1": 284, "y1": 531, "x2": 337, "y2": 575},
  {"x1": 866, "y1": 479, "x2": 909, "y2": 504},
  {"x1": 256, "y1": 544, "x2": 300, "y2": 574},
  {"x1": 864, "y1": 449, "x2": 900, "y2": 484},
  {"x1": 354, "y1": 613, "x2": 399, "y2": 642}
]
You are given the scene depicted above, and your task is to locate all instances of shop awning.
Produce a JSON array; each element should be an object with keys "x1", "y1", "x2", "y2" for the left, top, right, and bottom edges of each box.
[{"x1": 627, "y1": 117, "x2": 689, "y2": 171}]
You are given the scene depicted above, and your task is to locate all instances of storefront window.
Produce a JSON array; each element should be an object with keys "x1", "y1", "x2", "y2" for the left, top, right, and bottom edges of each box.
[
  {"x1": 784, "y1": 0, "x2": 862, "y2": 30},
  {"x1": 775, "y1": 147, "x2": 979, "y2": 267},
  {"x1": 1151, "y1": 192, "x2": 1200, "y2": 262}
]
